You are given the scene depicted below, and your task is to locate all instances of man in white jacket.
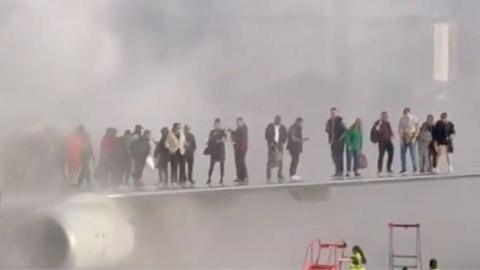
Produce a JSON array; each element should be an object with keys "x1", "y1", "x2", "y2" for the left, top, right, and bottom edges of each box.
[
  {"x1": 398, "y1": 108, "x2": 420, "y2": 174},
  {"x1": 165, "y1": 123, "x2": 187, "y2": 185}
]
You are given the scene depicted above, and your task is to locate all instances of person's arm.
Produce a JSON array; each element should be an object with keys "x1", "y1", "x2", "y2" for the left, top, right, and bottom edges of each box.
[{"x1": 192, "y1": 135, "x2": 197, "y2": 151}]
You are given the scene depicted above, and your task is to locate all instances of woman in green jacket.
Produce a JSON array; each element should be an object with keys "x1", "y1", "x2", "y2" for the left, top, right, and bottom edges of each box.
[{"x1": 344, "y1": 118, "x2": 363, "y2": 177}]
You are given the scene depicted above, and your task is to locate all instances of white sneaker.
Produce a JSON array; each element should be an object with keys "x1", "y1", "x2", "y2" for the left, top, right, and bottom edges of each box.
[
  {"x1": 290, "y1": 175, "x2": 302, "y2": 182},
  {"x1": 432, "y1": 167, "x2": 439, "y2": 174},
  {"x1": 448, "y1": 166, "x2": 454, "y2": 173}
]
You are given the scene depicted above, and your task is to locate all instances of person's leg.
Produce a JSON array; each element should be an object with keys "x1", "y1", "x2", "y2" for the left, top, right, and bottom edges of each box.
[
  {"x1": 409, "y1": 142, "x2": 418, "y2": 172},
  {"x1": 187, "y1": 156, "x2": 194, "y2": 182},
  {"x1": 353, "y1": 150, "x2": 359, "y2": 174},
  {"x1": 290, "y1": 151, "x2": 300, "y2": 176},
  {"x1": 277, "y1": 146, "x2": 284, "y2": 179},
  {"x1": 400, "y1": 140, "x2": 407, "y2": 172},
  {"x1": 338, "y1": 143, "x2": 345, "y2": 175},
  {"x1": 234, "y1": 149, "x2": 241, "y2": 180},
  {"x1": 378, "y1": 143, "x2": 385, "y2": 173},
  {"x1": 179, "y1": 154, "x2": 186, "y2": 183},
  {"x1": 331, "y1": 143, "x2": 338, "y2": 175},
  {"x1": 207, "y1": 157, "x2": 215, "y2": 183},
  {"x1": 240, "y1": 150, "x2": 248, "y2": 180},
  {"x1": 346, "y1": 149, "x2": 352, "y2": 174},
  {"x1": 386, "y1": 142, "x2": 394, "y2": 172},
  {"x1": 170, "y1": 155, "x2": 178, "y2": 184},
  {"x1": 219, "y1": 161, "x2": 225, "y2": 183}
]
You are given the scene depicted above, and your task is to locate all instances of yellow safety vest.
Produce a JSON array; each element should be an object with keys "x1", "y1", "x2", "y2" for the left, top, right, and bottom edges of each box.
[{"x1": 350, "y1": 252, "x2": 366, "y2": 270}]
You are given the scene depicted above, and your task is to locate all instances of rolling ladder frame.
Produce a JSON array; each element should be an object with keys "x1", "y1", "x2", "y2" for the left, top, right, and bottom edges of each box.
[
  {"x1": 303, "y1": 240, "x2": 348, "y2": 270},
  {"x1": 388, "y1": 223, "x2": 422, "y2": 270}
]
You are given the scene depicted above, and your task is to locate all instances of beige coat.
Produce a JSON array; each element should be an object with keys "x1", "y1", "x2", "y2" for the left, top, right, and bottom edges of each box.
[{"x1": 165, "y1": 131, "x2": 186, "y2": 155}]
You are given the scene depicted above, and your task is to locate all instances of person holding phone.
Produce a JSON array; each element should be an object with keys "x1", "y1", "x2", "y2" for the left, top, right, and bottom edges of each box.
[{"x1": 287, "y1": 117, "x2": 308, "y2": 181}]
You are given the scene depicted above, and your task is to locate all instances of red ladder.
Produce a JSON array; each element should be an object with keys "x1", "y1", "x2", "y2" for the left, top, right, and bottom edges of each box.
[
  {"x1": 303, "y1": 240, "x2": 348, "y2": 270},
  {"x1": 388, "y1": 223, "x2": 422, "y2": 270}
]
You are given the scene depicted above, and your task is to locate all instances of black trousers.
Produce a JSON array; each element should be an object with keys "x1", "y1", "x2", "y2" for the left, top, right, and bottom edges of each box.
[
  {"x1": 234, "y1": 149, "x2": 248, "y2": 180},
  {"x1": 121, "y1": 158, "x2": 132, "y2": 185},
  {"x1": 157, "y1": 157, "x2": 169, "y2": 185},
  {"x1": 378, "y1": 141, "x2": 394, "y2": 172},
  {"x1": 132, "y1": 158, "x2": 146, "y2": 185},
  {"x1": 208, "y1": 158, "x2": 225, "y2": 181},
  {"x1": 185, "y1": 155, "x2": 194, "y2": 182},
  {"x1": 331, "y1": 141, "x2": 345, "y2": 175},
  {"x1": 289, "y1": 150, "x2": 301, "y2": 176},
  {"x1": 170, "y1": 152, "x2": 186, "y2": 184}
]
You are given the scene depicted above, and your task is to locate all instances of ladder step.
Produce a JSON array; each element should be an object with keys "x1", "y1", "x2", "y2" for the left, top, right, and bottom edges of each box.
[
  {"x1": 394, "y1": 265, "x2": 418, "y2": 269},
  {"x1": 393, "y1": 254, "x2": 418, "y2": 259}
]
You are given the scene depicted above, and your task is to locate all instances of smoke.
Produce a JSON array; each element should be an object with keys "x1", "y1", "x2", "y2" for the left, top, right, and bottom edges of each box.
[{"x1": 0, "y1": 0, "x2": 479, "y2": 186}]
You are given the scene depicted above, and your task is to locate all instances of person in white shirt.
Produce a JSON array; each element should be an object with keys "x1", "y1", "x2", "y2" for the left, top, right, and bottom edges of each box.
[
  {"x1": 398, "y1": 108, "x2": 420, "y2": 173},
  {"x1": 265, "y1": 115, "x2": 288, "y2": 182},
  {"x1": 165, "y1": 123, "x2": 187, "y2": 185}
]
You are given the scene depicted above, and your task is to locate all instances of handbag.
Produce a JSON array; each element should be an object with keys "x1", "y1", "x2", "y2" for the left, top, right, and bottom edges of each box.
[
  {"x1": 357, "y1": 153, "x2": 368, "y2": 169},
  {"x1": 203, "y1": 146, "x2": 211, "y2": 156}
]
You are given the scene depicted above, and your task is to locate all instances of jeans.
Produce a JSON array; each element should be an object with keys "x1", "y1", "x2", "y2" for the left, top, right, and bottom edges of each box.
[
  {"x1": 378, "y1": 141, "x2": 394, "y2": 172},
  {"x1": 401, "y1": 140, "x2": 418, "y2": 172},
  {"x1": 267, "y1": 144, "x2": 284, "y2": 180},
  {"x1": 346, "y1": 149, "x2": 359, "y2": 173},
  {"x1": 289, "y1": 150, "x2": 301, "y2": 176}
]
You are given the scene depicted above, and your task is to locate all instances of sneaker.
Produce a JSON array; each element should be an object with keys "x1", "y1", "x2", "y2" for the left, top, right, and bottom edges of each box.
[
  {"x1": 345, "y1": 173, "x2": 350, "y2": 177},
  {"x1": 219, "y1": 179, "x2": 224, "y2": 185},
  {"x1": 399, "y1": 170, "x2": 407, "y2": 174},
  {"x1": 354, "y1": 172, "x2": 361, "y2": 177},
  {"x1": 432, "y1": 167, "x2": 439, "y2": 174},
  {"x1": 448, "y1": 166, "x2": 454, "y2": 173},
  {"x1": 206, "y1": 180, "x2": 211, "y2": 185},
  {"x1": 290, "y1": 175, "x2": 302, "y2": 182}
]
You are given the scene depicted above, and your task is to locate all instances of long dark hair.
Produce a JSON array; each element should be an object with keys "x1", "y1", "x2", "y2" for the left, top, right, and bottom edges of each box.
[{"x1": 352, "y1": 245, "x2": 367, "y2": 264}]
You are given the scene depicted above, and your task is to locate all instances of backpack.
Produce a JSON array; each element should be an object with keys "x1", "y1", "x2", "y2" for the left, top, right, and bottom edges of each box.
[{"x1": 370, "y1": 121, "x2": 380, "y2": 143}]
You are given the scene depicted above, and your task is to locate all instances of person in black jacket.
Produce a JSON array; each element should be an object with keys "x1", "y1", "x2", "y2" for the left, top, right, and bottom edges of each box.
[
  {"x1": 154, "y1": 127, "x2": 170, "y2": 186},
  {"x1": 206, "y1": 118, "x2": 227, "y2": 185},
  {"x1": 184, "y1": 125, "x2": 196, "y2": 184},
  {"x1": 230, "y1": 117, "x2": 249, "y2": 184},
  {"x1": 325, "y1": 108, "x2": 347, "y2": 177},
  {"x1": 130, "y1": 130, "x2": 151, "y2": 186},
  {"x1": 287, "y1": 117, "x2": 308, "y2": 180},
  {"x1": 371, "y1": 111, "x2": 394, "y2": 175},
  {"x1": 265, "y1": 115, "x2": 288, "y2": 182},
  {"x1": 432, "y1": 112, "x2": 455, "y2": 173},
  {"x1": 118, "y1": 129, "x2": 133, "y2": 185}
]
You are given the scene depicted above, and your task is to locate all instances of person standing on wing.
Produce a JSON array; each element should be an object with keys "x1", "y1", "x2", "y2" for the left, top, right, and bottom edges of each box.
[{"x1": 398, "y1": 108, "x2": 420, "y2": 174}]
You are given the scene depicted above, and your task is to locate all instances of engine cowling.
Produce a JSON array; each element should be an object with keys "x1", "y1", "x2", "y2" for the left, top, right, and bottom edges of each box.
[{"x1": 16, "y1": 193, "x2": 134, "y2": 269}]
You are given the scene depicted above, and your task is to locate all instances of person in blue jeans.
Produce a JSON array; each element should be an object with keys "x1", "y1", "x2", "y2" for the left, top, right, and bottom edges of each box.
[
  {"x1": 398, "y1": 108, "x2": 420, "y2": 173},
  {"x1": 343, "y1": 118, "x2": 363, "y2": 177}
]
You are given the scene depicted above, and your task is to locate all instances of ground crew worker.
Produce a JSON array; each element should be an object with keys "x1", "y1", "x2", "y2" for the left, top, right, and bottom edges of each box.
[
  {"x1": 350, "y1": 245, "x2": 366, "y2": 270},
  {"x1": 350, "y1": 256, "x2": 365, "y2": 270}
]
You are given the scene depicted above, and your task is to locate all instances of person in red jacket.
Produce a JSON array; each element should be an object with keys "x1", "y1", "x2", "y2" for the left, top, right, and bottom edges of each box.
[{"x1": 230, "y1": 117, "x2": 249, "y2": 184}]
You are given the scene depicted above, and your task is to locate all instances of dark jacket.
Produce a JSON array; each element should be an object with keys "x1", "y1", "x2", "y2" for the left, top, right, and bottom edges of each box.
[
  {"x1": 208, "y1": 129, "x2": 227, "y2": 162},
  {"x1": 154, "y1": 136, "x2": 170, "y2": 164},
  {"x1": 130, "y1": 138, "x2": 151, "y2": 161},
  {"x1": 432, "y1": 120, "x2": 455, "y2": 145},
  {"x1": 184, "y1": 132, "x2": 197, "y2": 158},
  {"x1": 265, "y1": 123, "x2": 288, "y2": 145},
  {"x1": 287, "y1": 123, "x2": 303, "y2": 153},
  {"x1": 326, "y1": 117, "x2": 347, "y2": 144},
  {"x1": 373, "y1": 120, "x2": 394, "y2": 144},
  {"x1": 231, "y1": 124, "x2": 248, "y2": 153}
]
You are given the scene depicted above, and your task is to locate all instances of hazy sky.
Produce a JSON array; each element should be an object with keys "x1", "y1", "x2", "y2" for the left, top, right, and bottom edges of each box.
[{"x1": 1, "y1": 0, "x2": 479, "y2": 182}]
